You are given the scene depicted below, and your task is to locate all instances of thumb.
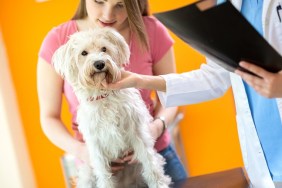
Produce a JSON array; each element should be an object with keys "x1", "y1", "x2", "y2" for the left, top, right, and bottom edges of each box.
[{"x1": 101, "y1": 79, "x2": 108, "y2": 88}]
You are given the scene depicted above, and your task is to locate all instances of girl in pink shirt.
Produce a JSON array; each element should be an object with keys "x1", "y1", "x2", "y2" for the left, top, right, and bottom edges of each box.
[{"x1": 37, "y1": 0, "x2": 187, "y2": 183}]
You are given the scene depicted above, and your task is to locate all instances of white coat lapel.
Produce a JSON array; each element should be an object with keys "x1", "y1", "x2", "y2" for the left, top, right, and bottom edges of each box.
[{"x1": 229, "y1": 0, "x2": 242, "y2": 10}]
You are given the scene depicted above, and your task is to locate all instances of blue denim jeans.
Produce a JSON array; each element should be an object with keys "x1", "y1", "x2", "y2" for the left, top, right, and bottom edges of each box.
[{"x1": 158, "y1": 144, "x2": 188, "y2": 183}]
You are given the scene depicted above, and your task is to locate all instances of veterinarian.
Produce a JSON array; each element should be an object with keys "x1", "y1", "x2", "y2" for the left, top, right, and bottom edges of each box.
[
  {"x1": 105, "y1": 0, "x2": 282, "y2": 187},
  {"x1": 37, "y1": 0, "x2": 187, "y2": 183}
]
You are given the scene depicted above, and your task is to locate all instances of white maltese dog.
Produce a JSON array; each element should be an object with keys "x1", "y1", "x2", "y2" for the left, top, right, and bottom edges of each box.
[{"x1": 52, "y1": 27, "x2": 171, "y2": 188}]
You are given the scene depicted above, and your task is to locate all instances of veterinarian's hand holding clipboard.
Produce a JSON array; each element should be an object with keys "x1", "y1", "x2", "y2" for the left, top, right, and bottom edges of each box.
[{"x1": 154, "y1": 0, "x2": 282, "y2": 75}]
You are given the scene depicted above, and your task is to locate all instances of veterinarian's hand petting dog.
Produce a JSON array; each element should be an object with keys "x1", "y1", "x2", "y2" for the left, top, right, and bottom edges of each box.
[
  {"x1": 102, "y1": 70, "x2": 138, "y2": 89},
  {"x1": 102, "y1": 69, "x2": 166, "y2": 92}
]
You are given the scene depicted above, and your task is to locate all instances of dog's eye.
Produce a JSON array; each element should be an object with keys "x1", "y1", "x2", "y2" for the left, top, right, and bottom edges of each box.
[
  {"x1": 101, "y1": 47, "x2": 107, "y2": 52},
  {"x1": 81, "y1": 51, "x2": 88, "y2": 56}
]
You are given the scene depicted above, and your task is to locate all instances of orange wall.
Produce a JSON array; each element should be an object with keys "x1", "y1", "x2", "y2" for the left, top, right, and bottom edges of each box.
[{"x1": 0, "y1": 0, "x2": 243, "y2": 187}]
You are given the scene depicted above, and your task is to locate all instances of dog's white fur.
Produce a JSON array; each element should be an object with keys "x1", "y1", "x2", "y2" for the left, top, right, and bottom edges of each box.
[{"x1": 52, "y1": 28, "x2": 171, "y2": 188}]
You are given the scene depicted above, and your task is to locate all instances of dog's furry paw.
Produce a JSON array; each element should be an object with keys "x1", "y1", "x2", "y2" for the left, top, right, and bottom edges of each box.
[{"x1": 157, "y1": 175, "x2": 172, "y2": 188}]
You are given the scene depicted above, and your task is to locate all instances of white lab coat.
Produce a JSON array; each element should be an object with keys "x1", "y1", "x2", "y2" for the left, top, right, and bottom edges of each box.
[{"x1": 158, "y1": 0, "x2": 282, "y2": 187}]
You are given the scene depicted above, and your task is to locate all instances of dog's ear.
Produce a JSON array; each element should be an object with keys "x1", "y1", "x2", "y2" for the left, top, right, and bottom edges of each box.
[
  {"x1": 52, "y1": 36, "x2": 78, "y2": 84},
  {"x1": 106, "y1": 28, "x2": 130, "y2": 67}
]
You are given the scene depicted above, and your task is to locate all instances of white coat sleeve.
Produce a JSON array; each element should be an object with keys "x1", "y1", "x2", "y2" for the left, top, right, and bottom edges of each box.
[{"x1": 157, "y1": 60, "x2": 232, "y2": 107}]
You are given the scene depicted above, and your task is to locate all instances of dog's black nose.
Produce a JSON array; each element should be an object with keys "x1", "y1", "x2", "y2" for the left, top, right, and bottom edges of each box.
[{"x1": 94, "y1": 60, "x2": 105, "y2": 70}]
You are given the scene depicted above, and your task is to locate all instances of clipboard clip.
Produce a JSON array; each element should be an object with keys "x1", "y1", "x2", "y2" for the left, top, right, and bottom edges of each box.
[{"x1": 277, "y1": 3, "x2": 282, "y2": 23}]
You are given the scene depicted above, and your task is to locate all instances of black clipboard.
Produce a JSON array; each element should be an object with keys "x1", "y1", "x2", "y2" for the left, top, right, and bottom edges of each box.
[{"x1": 154, "y1": 0, "x2": 282, "y2": 73}]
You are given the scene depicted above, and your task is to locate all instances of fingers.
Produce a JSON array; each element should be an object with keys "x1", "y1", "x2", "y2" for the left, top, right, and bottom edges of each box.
[
  {"x1": 101, "y1": 78, "x2": 124, "y2": 90},
  {"x1": 235, "y1": 69, "x2": 264, "y2": 88},
  {"x1": 101, "y1": 70, "x2": 131, "y2": 90},
  {"x1": 127, "y1": 159, "x2": 138, "y2": 165},
  {"x1": 101, "y1": 79, "x2": 108, "y2": 88},
  {"x1": 111, "y1": 163, "x2": 125, "y2": 174},
  {"x1": 235, "y1": 61, "x2": 270, "y2": 89},
  {"x1": 110, "y1": 158, "x2": 125, "y2": 174},
  {"x1": 110, "y1": 150, "x2": 138, "y2": 174},
  {"x1": 235, "y1": 69, "x2": 267, "y2": 96},
  {"x1": 238, "y1": 61, "x2": 271, "y2": 78},
  {"x1": 122, "y1": 150, "x2": 138, "y2": 164},
  {"x1": 122, "y1": 154, "x2": 138, "y2": 165},
  {"x1": 235, "y1": 64, "x2": 266, "y2": 96},
  {"x1": 235, "y1": 61, "x2": 279, "y2": 88},
  {"x1": 106, "y1": 81, "x2": 124, "y2": 90},
  {"x1": 112, "y1": 158, "x2": 124, "y2": 163},
  {"x1": 235, "y1": 65, "x2": 282, "y2": 98}
]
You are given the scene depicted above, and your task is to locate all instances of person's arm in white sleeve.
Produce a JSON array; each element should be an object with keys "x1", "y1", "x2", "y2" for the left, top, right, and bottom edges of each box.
[
  {"x1": 158, "y1": 60, "x2": 231, "y2": 107},
  {"x1": 104, "y1": 59, "x2": 231, "y2": 107}
]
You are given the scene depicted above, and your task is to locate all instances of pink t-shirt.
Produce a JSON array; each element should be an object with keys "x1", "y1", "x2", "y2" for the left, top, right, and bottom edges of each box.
[{"x1": 39, "y1": 16, "x2": 174, "y2": 152}]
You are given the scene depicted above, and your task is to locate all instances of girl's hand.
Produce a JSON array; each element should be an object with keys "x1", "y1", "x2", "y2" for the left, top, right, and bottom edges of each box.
[
  {"x1": 110, "y1": 158, "x2": 125, "y2": 174},
  {"x1": 121, "y1": 150, "x2": 138, "y2": 165},
  {"x1": 76, "y1": 143, "x2": 90, "y2": 164},
  {"x1": 148, "y1": 120, "x2": 164, "y2": 141},
  {"x1": 111, "y1": 150, "x2": 138, "y2": 174},
  {"x1": 76, "y1": 143, "x2": 125, "y2": 173}
]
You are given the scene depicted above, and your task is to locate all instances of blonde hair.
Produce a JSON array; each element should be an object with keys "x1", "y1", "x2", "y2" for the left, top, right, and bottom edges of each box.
[{"x1": 72, "y1": 0, "x2": 149, "y2": 51}]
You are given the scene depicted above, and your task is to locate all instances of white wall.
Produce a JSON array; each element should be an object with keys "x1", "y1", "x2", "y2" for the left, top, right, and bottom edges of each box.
[{"x1": 0, "y1": 30, "x2": 36, "y2": 188}]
